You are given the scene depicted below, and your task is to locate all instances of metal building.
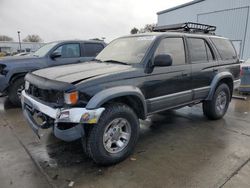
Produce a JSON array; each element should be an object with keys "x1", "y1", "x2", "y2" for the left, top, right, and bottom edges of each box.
[{"x1": 157, "y1": 0, "x2": 250, "y2": 60}]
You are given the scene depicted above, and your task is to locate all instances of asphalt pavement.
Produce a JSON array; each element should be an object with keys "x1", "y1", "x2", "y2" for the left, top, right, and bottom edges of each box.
[{"x1": 0, "y1": 96, "x2": 250, "y2": 188}]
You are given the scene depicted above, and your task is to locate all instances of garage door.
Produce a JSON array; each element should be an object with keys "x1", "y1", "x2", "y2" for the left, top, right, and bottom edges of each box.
[{"x1": 197, "y1": 7, "x2": 249, "y2": 58}]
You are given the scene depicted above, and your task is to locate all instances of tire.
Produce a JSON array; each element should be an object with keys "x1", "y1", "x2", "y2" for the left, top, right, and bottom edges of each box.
[
  {"x1": 203, "y1": 83, "x2": 230, "y2": 120},
  {"x1": 81, "y1": 124, "x2": 92, "y2": 158},
  {"x1": 9, "y1": 77, "x2": 25, "y2": 106},
  {"x1": 85, "y1": 103, "x2": 139, "y2": 165}
]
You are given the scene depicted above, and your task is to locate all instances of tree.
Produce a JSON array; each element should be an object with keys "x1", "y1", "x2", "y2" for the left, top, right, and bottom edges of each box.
[
  {"x1": 130, "y1": 24, "x2": 156, "y2": 34},
  {"x1": 139, "y1": 23, "x2": 156, "y2": 33},
  {"x1": 0, "y1": 35, "x2": 13, "y2": 41},
  {"x1": 130, "y1": 27, "x2": 139, "y2": 34},
  {"x1": 23, "y1": 34, "x2": 43, "y2": 42}
]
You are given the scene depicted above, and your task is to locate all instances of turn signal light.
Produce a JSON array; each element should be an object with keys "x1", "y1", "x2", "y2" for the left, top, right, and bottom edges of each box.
[{"x1": 64, "y1": 91, "x2": 79, "y2": 105}]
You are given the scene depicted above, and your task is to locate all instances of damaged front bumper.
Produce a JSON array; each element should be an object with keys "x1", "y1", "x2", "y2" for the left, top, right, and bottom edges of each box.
[{"x1": 21, "y1": 90, "x2": 105, "y2": 142}]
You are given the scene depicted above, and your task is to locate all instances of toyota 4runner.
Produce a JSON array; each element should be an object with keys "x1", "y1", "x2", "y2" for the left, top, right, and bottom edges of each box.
[{"x1": 21, "y1": 23, "x2": 241, "y2": 165}]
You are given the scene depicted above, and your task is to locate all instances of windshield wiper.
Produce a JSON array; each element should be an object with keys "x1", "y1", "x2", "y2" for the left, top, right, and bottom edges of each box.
[{"x1": 103, "y1": 60, "x2": 129, "y2": 65}]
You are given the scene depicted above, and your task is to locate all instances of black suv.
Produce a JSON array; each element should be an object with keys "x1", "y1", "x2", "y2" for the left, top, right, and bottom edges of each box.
[
  {"x1": 0, "y1": 40, "x2": 106, "y2": 105},
  {"x1": 22, "y1": 23, "x2": 240, "y2": 165}
]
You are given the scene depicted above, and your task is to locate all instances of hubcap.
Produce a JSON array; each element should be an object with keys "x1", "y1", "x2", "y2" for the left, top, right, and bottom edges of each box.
[
  {"x1": 216, "y1": 91, "x2": 227, "y2": 113},
  {"x1": 17, "y1": 84, "x2": 24, "y2": 99},
  {"x1": 103, "y1": 118, "x2": 131, "y2": 154}
]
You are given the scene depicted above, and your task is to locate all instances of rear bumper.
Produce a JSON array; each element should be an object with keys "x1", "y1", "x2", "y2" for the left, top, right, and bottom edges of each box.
[
  {"x1": 21, "y1": 90, "x2": 105, "y2": 141},
  {"x1": 234, "y1": 79, "x2": 241, "y2": 89}
]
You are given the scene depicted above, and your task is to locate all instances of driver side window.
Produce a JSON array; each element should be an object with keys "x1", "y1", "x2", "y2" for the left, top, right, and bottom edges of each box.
[
  {"x1": 155, "y1": 38, "x2": 186, "y2": 66},
  {"x1": 53, "y1": 43, "x2": 80, "y2": 58}
]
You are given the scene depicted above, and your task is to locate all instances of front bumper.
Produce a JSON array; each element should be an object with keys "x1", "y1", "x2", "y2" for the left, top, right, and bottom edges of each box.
[{"x1": 21, "y1": 90, "x2": 105, "y2": 141}]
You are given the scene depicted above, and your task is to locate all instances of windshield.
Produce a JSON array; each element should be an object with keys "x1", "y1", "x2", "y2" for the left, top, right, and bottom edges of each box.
[
  {"x1": 96, "y1": 36, "x2": 155, "y2": 64},
  {"x1": 33, "y1": 42, "x2": 59, "y2": 57}
]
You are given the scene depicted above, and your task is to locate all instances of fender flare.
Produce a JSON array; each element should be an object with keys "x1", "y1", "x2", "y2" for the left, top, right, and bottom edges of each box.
[
  {"x1": 7, "y1": 67, "x2": 38, "y2": 83},
  {"x1": 86, "y1": 86, "x2": 147, "y2": 118},
  {"x1": 206, "y1": 72, "x2": 233, "y2": 100}
]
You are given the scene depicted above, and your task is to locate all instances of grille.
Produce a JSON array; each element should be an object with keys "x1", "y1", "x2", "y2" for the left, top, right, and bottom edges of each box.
[{"x1": 26, "y1": 84, "x2": 64, "y2": 105}]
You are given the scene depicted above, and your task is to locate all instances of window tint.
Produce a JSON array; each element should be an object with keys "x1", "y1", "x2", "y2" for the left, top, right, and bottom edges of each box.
[
  {"x1": 54, "y1": 43, "x2": 80, "y2": 58},
  {"x1": 155, "y1": 38, "x2": 186, "y2": 65},
  {"x1": 188, "y1": 38, "x2": 206, "y2": 62},
  {"x1": 211, "y1": 38, "x2": 237, "y2": 60},
  {"x1": 84, "y1": 43, "x2": 104, "y2": 57}
]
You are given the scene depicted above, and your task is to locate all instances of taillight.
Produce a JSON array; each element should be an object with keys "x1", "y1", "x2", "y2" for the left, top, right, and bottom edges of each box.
[{"x1": 240, "y1": 67, "x2": 243, "y2": 77}]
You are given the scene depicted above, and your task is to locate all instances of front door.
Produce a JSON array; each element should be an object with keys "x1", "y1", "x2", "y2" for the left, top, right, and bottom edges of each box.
[
  {"x1": 48, "y1": 43, "x2": 81, "y2": 66},
  {"x1": 143, "y1": 37, "x2": 192, "y2": 113}
]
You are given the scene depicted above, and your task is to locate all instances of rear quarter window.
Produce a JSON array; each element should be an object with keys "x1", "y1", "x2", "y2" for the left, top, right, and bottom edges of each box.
[{"x1": 211, "y1": 38, "x2": 237, "y2": 60}]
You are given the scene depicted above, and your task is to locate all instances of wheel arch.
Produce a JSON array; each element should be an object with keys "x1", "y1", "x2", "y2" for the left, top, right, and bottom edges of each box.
[
  {"x1": 206, "y1": 72, "x2": 234, "y2": 101},
  {"x1": 86, "y1": 86, "x2": 147, "y2": 119},
  {"x1": 9, "y1": 72, "x2": 27, "y2": 84}
]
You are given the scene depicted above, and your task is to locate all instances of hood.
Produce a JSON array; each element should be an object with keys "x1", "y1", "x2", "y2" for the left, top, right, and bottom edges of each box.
[
  {"x1": 33, "y1": 61, "x2": 133, "y2": 84},
  {"x1": 0, "y1": 55, "x2": 40, "y2": 66}
]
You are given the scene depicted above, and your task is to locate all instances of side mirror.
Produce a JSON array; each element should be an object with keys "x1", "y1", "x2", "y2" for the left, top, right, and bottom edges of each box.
[
  {"x1": 50, "y1": 51, "x2": 61, "y2": 59},
  {"x1": 154, "y1": 54, "x2": 173, "y2": 67}
]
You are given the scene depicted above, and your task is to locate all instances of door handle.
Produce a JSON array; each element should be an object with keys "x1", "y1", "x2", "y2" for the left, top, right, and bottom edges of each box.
[{"x1": 182, "y1": 73, "x2": 189, "y2": 77}]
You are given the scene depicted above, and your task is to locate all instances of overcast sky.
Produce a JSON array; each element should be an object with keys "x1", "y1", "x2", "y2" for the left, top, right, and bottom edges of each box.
[{"x1": 0, "y1": 0, "x2": 190, "y2": 43}]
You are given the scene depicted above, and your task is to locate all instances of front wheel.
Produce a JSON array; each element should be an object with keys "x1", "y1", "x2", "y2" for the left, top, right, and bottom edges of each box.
[
  {"x1": 203, "y1": 83, "x2": 230, "y2": 120},
  {"x1": 9, "y1": 77, "x2": 25, "y2": 106},
  {"x1": 85, "y1": 103, "x2": 139, "y2": 165}
]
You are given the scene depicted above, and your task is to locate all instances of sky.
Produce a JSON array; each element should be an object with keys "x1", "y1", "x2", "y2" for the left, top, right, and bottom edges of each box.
[{"x1": 0, "y1": 0, "x2": 191, "y2": 43}]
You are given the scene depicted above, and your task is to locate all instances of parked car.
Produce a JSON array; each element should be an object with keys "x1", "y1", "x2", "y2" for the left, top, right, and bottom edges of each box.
[
  {"x1": 22, "y1": 23, "x2": 240, "y2": 165},
  {"x1": 239, "y1": 60, "x2": 250, "y2": 93},
  {"x1": 14, "y1": 52, "x2": 32, "y2": 57},
  {"x1": 0, "y1": 40, "x2": 106, "y2": 105}
]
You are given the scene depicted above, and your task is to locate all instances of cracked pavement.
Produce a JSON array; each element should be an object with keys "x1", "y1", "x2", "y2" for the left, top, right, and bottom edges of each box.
[{"x1": 0, "y1": 96, "x2": 250, "y2": 188}]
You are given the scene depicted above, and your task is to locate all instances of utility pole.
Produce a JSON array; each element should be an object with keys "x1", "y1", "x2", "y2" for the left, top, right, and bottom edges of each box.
[{"x1": 17, "y1": 31, "x2": 22, "y2": 52}]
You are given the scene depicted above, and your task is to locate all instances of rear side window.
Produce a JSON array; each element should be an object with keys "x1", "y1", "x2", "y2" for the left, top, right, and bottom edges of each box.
[
  {"x1": 187, "y1": 38, "x2": 214, "y2": 63},
  {"x1": 155, "y1": 38, "x2": 186, "y2": 65},
  {"x1": 211, "y1": 38, "x2": 237, "y2": 60},
  {"x1": 84, "y1": 43, "x2": 104, "y2": 57}
]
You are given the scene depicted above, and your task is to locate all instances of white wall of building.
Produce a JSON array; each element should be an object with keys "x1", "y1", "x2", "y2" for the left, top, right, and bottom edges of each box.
[
  {"x1": 157, "y1": 0, "x2": 250, "y2": 60},
  {"x1": 0, "y1": 41, "x2": 44, "y2": 54}
]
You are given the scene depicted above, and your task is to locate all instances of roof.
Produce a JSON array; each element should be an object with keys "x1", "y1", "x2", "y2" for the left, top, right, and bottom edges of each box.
[
  {"x1": 157, "y1": 0, "x2": 205, "y2": 15},
  {"x1": 121, "y1": 32, "x2": 226, "y2": 40}
]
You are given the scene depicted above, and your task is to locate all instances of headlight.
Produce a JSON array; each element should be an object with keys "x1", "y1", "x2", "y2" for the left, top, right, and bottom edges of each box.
[
  {"x1": 64, "y1": 91, "x2": 79, "y2": 105},
  {"x1": 25, "y1": 81, "x2": 30, "y2": 90}
]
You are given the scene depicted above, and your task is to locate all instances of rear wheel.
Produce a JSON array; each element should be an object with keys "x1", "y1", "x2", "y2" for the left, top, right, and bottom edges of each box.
[
  {"x1": 85, "y1": 103, "x2": 139, "y2": 165},
  {"x1": 9, "y1": 77, "x2": 24, "y2": 106},
  {"x1": 203, "y1": 83, "x2": 230, "y2": 120}
]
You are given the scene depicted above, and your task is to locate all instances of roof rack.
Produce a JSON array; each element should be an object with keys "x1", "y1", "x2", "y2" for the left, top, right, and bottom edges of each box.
[{"x1": 153, "y1": 22, "x2": 216, "y2": 34}]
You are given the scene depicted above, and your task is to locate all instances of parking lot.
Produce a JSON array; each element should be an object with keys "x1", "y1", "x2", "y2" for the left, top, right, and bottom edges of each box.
[{"x1": 0, "y1": 96, "x2": 249, "y2": 188}]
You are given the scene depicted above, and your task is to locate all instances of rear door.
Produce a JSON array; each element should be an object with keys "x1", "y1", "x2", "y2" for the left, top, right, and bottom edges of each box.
[{"x1": 187, "y1": 37, "x2": 218, "y2": 100}]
